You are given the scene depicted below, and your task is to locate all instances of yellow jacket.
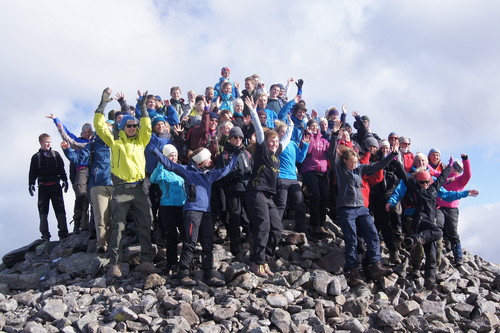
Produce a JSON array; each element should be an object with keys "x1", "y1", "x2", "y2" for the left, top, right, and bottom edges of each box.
[{"x1": 94, "y1": 113, "x2": 151, "y2": 183}]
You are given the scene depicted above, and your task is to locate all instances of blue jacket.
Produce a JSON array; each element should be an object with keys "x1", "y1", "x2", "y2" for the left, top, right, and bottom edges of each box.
[
  {"x1": 153, "y1": 148, "x2": 237, "y2": 212},
  {"x1": 53, "y1": 117, "x2": 91, "y2": 167},
  {"x1": 278, "y1": 141, "x2": 309, "y2": 180},
  {"x1": 135, "y1": 97, "x2": 179, "y2": 125},
  {"x1": 150, "y1": 163, "x2": 186, "y2": 207},
  {"x1": 63, "y1": 135, "x2": 112, "y2": 188},
  {"x1": 277, "y1": 100, "x2": 306, "y2": 144}
]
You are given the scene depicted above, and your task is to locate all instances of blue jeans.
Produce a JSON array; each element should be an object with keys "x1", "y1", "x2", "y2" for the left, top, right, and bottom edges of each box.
[{"x1": 337, "y1": 206, "x2": 381, "y2": 269}]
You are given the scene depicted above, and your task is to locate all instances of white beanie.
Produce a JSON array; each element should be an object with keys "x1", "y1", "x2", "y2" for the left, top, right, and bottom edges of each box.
[
  {"x1": 162, "y1": 144, "x2": 178, "y2": 157},
  {"x1": 379, "y1": 139, "x2": 390, "y2": 148},
  {"x1": 192, "y1": 148, "x2": 211, "y2": 164}
]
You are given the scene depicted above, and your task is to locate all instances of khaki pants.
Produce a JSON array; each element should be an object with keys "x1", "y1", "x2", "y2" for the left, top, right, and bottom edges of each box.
[{"x1": 89, "y1": 185, "x2": 113, "y2": 248}]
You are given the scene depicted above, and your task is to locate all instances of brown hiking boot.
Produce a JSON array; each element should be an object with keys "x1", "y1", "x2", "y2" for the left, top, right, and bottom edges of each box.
[
  {"x1": 249, "y1": 263, "x2": 269, "y2": 278},
  {"x1": 136, "y1": 262, "x2": 160, "y2": 274},
  {"x1": 367, "y1": 261, "x2": 392, "y2": 280},
  {"x1": 263, "y1": 263, "x2": 274, "y2": 277},
  {"x1": 345, "y1": 269, "x2": 365, "y2": 286},
  {"x1": 313, "y1": 226, "x2": 334, "y2": 239},
  {"x1": 107, "y1": 264, "x2": 122, "y2": 279}
]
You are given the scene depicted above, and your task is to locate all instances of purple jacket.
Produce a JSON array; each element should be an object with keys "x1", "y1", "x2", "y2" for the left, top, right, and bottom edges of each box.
[{"x1": 301, "y1": 131, "x2": 330, "y2": 174}]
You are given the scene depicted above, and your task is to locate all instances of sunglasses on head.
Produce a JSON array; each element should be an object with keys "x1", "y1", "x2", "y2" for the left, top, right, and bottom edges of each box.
[
  {"x1": 418, "y1": 180, "x2": 430, "y2": 185},
  {"x1": 126, "y1": 124, "x2": 138, "y2": 128}
]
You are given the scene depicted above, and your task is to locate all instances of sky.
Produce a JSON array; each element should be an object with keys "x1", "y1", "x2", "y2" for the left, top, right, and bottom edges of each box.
[{"x1": 1, "y1": 0, "x2": 499, "y2": 264}]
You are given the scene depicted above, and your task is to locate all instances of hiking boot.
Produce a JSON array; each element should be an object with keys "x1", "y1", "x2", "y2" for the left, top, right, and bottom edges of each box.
[
  {"x1": 107, "y1": 264, "x2": 122, "y2": 279},
  {"x1": 263, "y1": 263, "x2": 274, "y2": 277},
  {"x1": 136, "y1": 262, "x2": 160, "y2": 274},
  {"x1": 204, "y1": 269, "x2": 225, "y2": 287},
  {"x1": 389, "y1": 250, "x2": 402, "y2": 264},
  {"x1": 345, "y1": 269, "x2": 365, "y2": 286},
  {"x1": 366, "y1": 261, "x2": 392, "y2": 280},
  {"x1": 249, "y1": 263, "x2": 269, "y2": 278},
  {"x1": 97, "y1": 246, "x2": 107, "y2": 254},
  {"x1": 313, "y1": 226, "x2": 334, "y2": 239}
]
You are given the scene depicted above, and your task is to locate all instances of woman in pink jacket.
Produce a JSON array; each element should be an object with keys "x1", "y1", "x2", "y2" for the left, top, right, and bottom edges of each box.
[
  {"x1": 301, "y1": 118, "x2": 332, "y2": 238},
  {"x1": 435, "y1": 153, "x2": 473, "y2": 266}
]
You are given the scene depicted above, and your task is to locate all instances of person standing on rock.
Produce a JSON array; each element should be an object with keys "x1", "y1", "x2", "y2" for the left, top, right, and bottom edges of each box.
[
  {"x1": 94, "y1": 88, "x2": 158, "y2": 278},
  {"x1": 28, "y1": 133, "x2": 70, "y2": 241},
  {"x1": 150, "y1": 145, "x2": 237, "y2": 286},
  {"x1": 245, "y1": 96, "x2": 294, "y2": 278},
  {"x1": 328, "y1": 131, "x2": 396, "y2": 286}
]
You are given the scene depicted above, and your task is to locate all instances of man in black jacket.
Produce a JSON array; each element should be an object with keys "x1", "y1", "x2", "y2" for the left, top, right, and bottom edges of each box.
[{"x1": 28, "y1": 133, "x2": 69, "y2": 241}]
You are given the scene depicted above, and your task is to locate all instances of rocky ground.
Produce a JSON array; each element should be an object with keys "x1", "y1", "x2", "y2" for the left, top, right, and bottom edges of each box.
[{"x1": 0, "y1": 218, "x2": 499, "y2": 333}]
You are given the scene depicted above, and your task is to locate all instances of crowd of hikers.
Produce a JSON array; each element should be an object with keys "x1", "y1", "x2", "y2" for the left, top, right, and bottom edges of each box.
[{"x1": 28, "y1": 67, "x2": 479, "y2": 288}]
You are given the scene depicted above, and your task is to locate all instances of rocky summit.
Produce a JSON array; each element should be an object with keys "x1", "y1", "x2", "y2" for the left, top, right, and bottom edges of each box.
[{"x1": 0, "y1": 218, "x2": 499, "y2": 333}]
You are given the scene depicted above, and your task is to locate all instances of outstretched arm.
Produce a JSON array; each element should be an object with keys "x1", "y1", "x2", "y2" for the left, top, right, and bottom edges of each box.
[{"x1": 245, "y1": 96, "x2": 264, "y2": 144}]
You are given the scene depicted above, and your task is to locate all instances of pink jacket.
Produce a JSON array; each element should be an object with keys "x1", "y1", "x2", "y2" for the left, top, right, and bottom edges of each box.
[
  {"x1": 436, "y1": 159, "x2": 471, "y2": 208},
  {"x1": 301, "y1": 131, "x2": 330, "y2": 174}
]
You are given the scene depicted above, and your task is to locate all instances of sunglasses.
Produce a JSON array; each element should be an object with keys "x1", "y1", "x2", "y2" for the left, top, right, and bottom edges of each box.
[
  {"x1": 389, "y1": 136, "x2": 399, "y2": 140},
  {"x1": 231, "y1": 136, "x2": 244, "y2": 140},
  {"x1": 418, "y1": 180, "x2": 430, "y2": 185},
  {"x1": 126, "y1": 124, "x2": 138, "y2": 128}
]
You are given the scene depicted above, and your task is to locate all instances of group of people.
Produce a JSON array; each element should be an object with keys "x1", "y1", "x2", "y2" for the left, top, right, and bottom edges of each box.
[{"x1": 28, "y1": 67, "x2": 479, "y2": 288}]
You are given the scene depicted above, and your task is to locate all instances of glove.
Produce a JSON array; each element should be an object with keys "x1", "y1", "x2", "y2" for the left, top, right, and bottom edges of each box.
[
  {"x1": 139, "y1": 90, "x2": 149, "y2": 115},
  {"x1": 448, "y1": 156, "x2": 453, "y2": 167},
  {"x1": 295, "y1": 79, "x2": 304, "y2": 90},
  {"x1": 29, "y1": 184, "x2": 35, "y2": 197},
  {"x1": 63, "y1": 181, "x2": 69, "y2": 193},
  {"x1": 461, "y1": 154, "x2": 468, "y2": 161},
  {"x1": 96, "y1": 87, "x2": 113, "y2": 114}
]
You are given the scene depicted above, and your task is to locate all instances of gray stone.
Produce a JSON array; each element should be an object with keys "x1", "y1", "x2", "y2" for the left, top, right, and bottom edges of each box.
[
  {"x1": 228, "y1": 272, "x2": 259, "y2": 290},
  {"x1": 312, "y1": 271, "x2": 334, "y2": 296},
  {"x1": 213, "y1": 306, "x2": 236, "y2": 322},
  {"x1": 165, "y1": 316, "x2": 191, "y2": 331},
  {"x1": 0, "y1": 298, "x2": 17, "y2": 312},
  {"x1": 327, "y1": 277, "x2": 342, "y2": 296},
  {"x1": 75, "y1": 312, "x2": 98, "y2": 332},
  {"x1": 341, "y1": 318, "x2": 365, "y2": 333},
  {"x1": 395, "y1": 300, "x2": 420, "y2": 316},
  {"x1": 125, "y1": 320, "x2": 149, "y2": 331},
  {"x1": 376, "y1": 306, "x2": 404, "y2": 327},
  {"x1": 421, "y1": 300, "x2": 444, "y2": 314},
  {"x1": 342, "y1": 298, "x2": 368, "y2": 317},
  {"x1": 57, "y1": 252, "x2": 108, "y2": 276},
  {"x1": 224, "y1": 262, "x2": 247, "y2": 281},
  {"x1": 176, "y1": 303, "x2": 199, "y2": 326},
  {"x1": 453, "y1": 302, "x2": 475, "y2": 318},
  {"x1": 0, "y1": 273, "x2": 40, "y2": 290},
  {"x1": 266, "y1": 293, "x2": 288, "y2": 308},
  {"x1": 175, "y1": 288, "x2": 193, "y2": 303},
  {"x1": 39, "y1": 299, "x2": 68, "y2": 321},
  {"x1": 291, "y1": 271, "x2": 311, "y2": 289},
  {"x1": 109, "y1": 306, "x2": 138, "y2": 322},
  {"x1": 270, "y1": 308, "x2": 291, "y2": 333},
  {"x1": 143, "y1": 273, "x2": 165, "y2": 289}
]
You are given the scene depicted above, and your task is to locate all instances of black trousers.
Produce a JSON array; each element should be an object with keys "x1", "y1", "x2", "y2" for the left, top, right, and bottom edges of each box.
[
  {"x1": 415, "y1": 215, "x2": 443, "y2": 278},
  {"x1": 302, "y1": 172, "x2": 328, "y2": 227},
  {"x1": 159, "y1": 205, "x2": 184, "y2": 267},
  {"x1": 435, "y1": 207, "x2": 460, "y2": 245},
  {"x1": 38, "y1": 184, "x2": 68, "y2": 239},
  {"x1": 246, "y1": 190, "x2": 282, "y2": 264},
  {"x1": 274, "y1": 178, "x2": 306, "y2": 232},
  {"x1": 225, "y1": 190, "x2": 248, "y2": 255},
  {"x1": 370, "y1": 195, "x2": 397, "y2": 252},
  {"x1": 179, "y1": 210, "x2": 214, "y2": 271}
]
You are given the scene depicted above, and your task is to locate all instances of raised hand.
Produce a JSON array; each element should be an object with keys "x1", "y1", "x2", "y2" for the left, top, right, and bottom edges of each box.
[
  {"x1": 173, "y1": 124, "x2": 184, "y2": 134},
  {"x1": 60, "y1": 141, "x2": 70, "y2": 150},
  {"x1": 468, "y1": 190, "x2": 479, "y2": 197},
  {"x1": 295, "y1": 79, "x2": 304, "y2": 90},
  {"x1": 45, "y1": 113, "x2": 56, "y2": 119},
  {"x1": 342, "y1": 104, "x2": 347, "y2": 114},
  {"x1": 115, "y1": 92, "x2": 125, "y2": 101},
  {"x1": 101, "y1": 87, "x2": 113, "y2": 104},
  {"x1": 311, "y1": 109, "x2": 318, "y2": 119},
  {"x1": 302, "y1": 132, "x2": 311, "y2": 144},
  {"x1": 352, "y1": 111, "x2": 359, "y2": 118},
  {"x1": 294, "y1": 94, "x2": 302, "y2": 103},
  {"x1": 244, "y1": 96, "x2": 256, "y2": 111}
]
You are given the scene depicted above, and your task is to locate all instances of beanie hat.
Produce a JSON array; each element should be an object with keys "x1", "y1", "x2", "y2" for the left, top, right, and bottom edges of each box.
[
  {"x1": 229, "y1": 126, "x2": 244, "y2": 139},
  {"x1": 221, "y1": 67, "x2": 230, "y2": 73},
  {"x1": 209, "y1": 112, "x2": 218, "y2": 119},
  {"x1": 344, "y1": 123, "x2": 352, "y2": 129},
  {"x1": 364, "y1": 136, "x2": 379, "y2": 149},
  {"x1": 307, "y1": 118, "x2": 318, "y2": 127},
  {"x1": 277, "y1": 83, "x2": 285, "y2": 90},
  {"x1": 415, "y1": 170, "x2": 432, "y2": 182},
  {"x1": 319, "y1": 117, "x2": 328, "y2": 124},
  {"x1": 81, "y1": 123, "x2": 93, "y2": 132},
  {"x1": 114, "y1": 111, "x2": 126, "y2": 120},
  {"x1": 162, "y1": 144, "x2": 178, "y2": 157},
  {"x1": 155, "y1": 95, "x2": 162, "y2": 101},
  {"x1": 192, "y1": 148, "x2": 211, "y2": 164},
  {"x1": 399, "y1": 136, "x2": 411, "y2": 144},
  {"x1": 361, "y1": 115, "x2": 370, "y2": 123},
  {"x1": 327, "y1": 108, "x2": 339, "y2": 117},
  {"x1": 151, "y1": 113, "x2": 166, "y2": 128},
  {"x1": 119, "y1": 115, "x2": 138, "y2": 130},
  {"x1": 388, "y1": 132, "x2": 398, "y2": 139},
  {"x1": 428, "y1": 147, "x2": 441, "y2": 156},
  {"x1": 379, "y1": 139, "x2": 390, "y2": 148},
  {"x1": 190, "y1": 115, "x2": 202, "y2": 127}
]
